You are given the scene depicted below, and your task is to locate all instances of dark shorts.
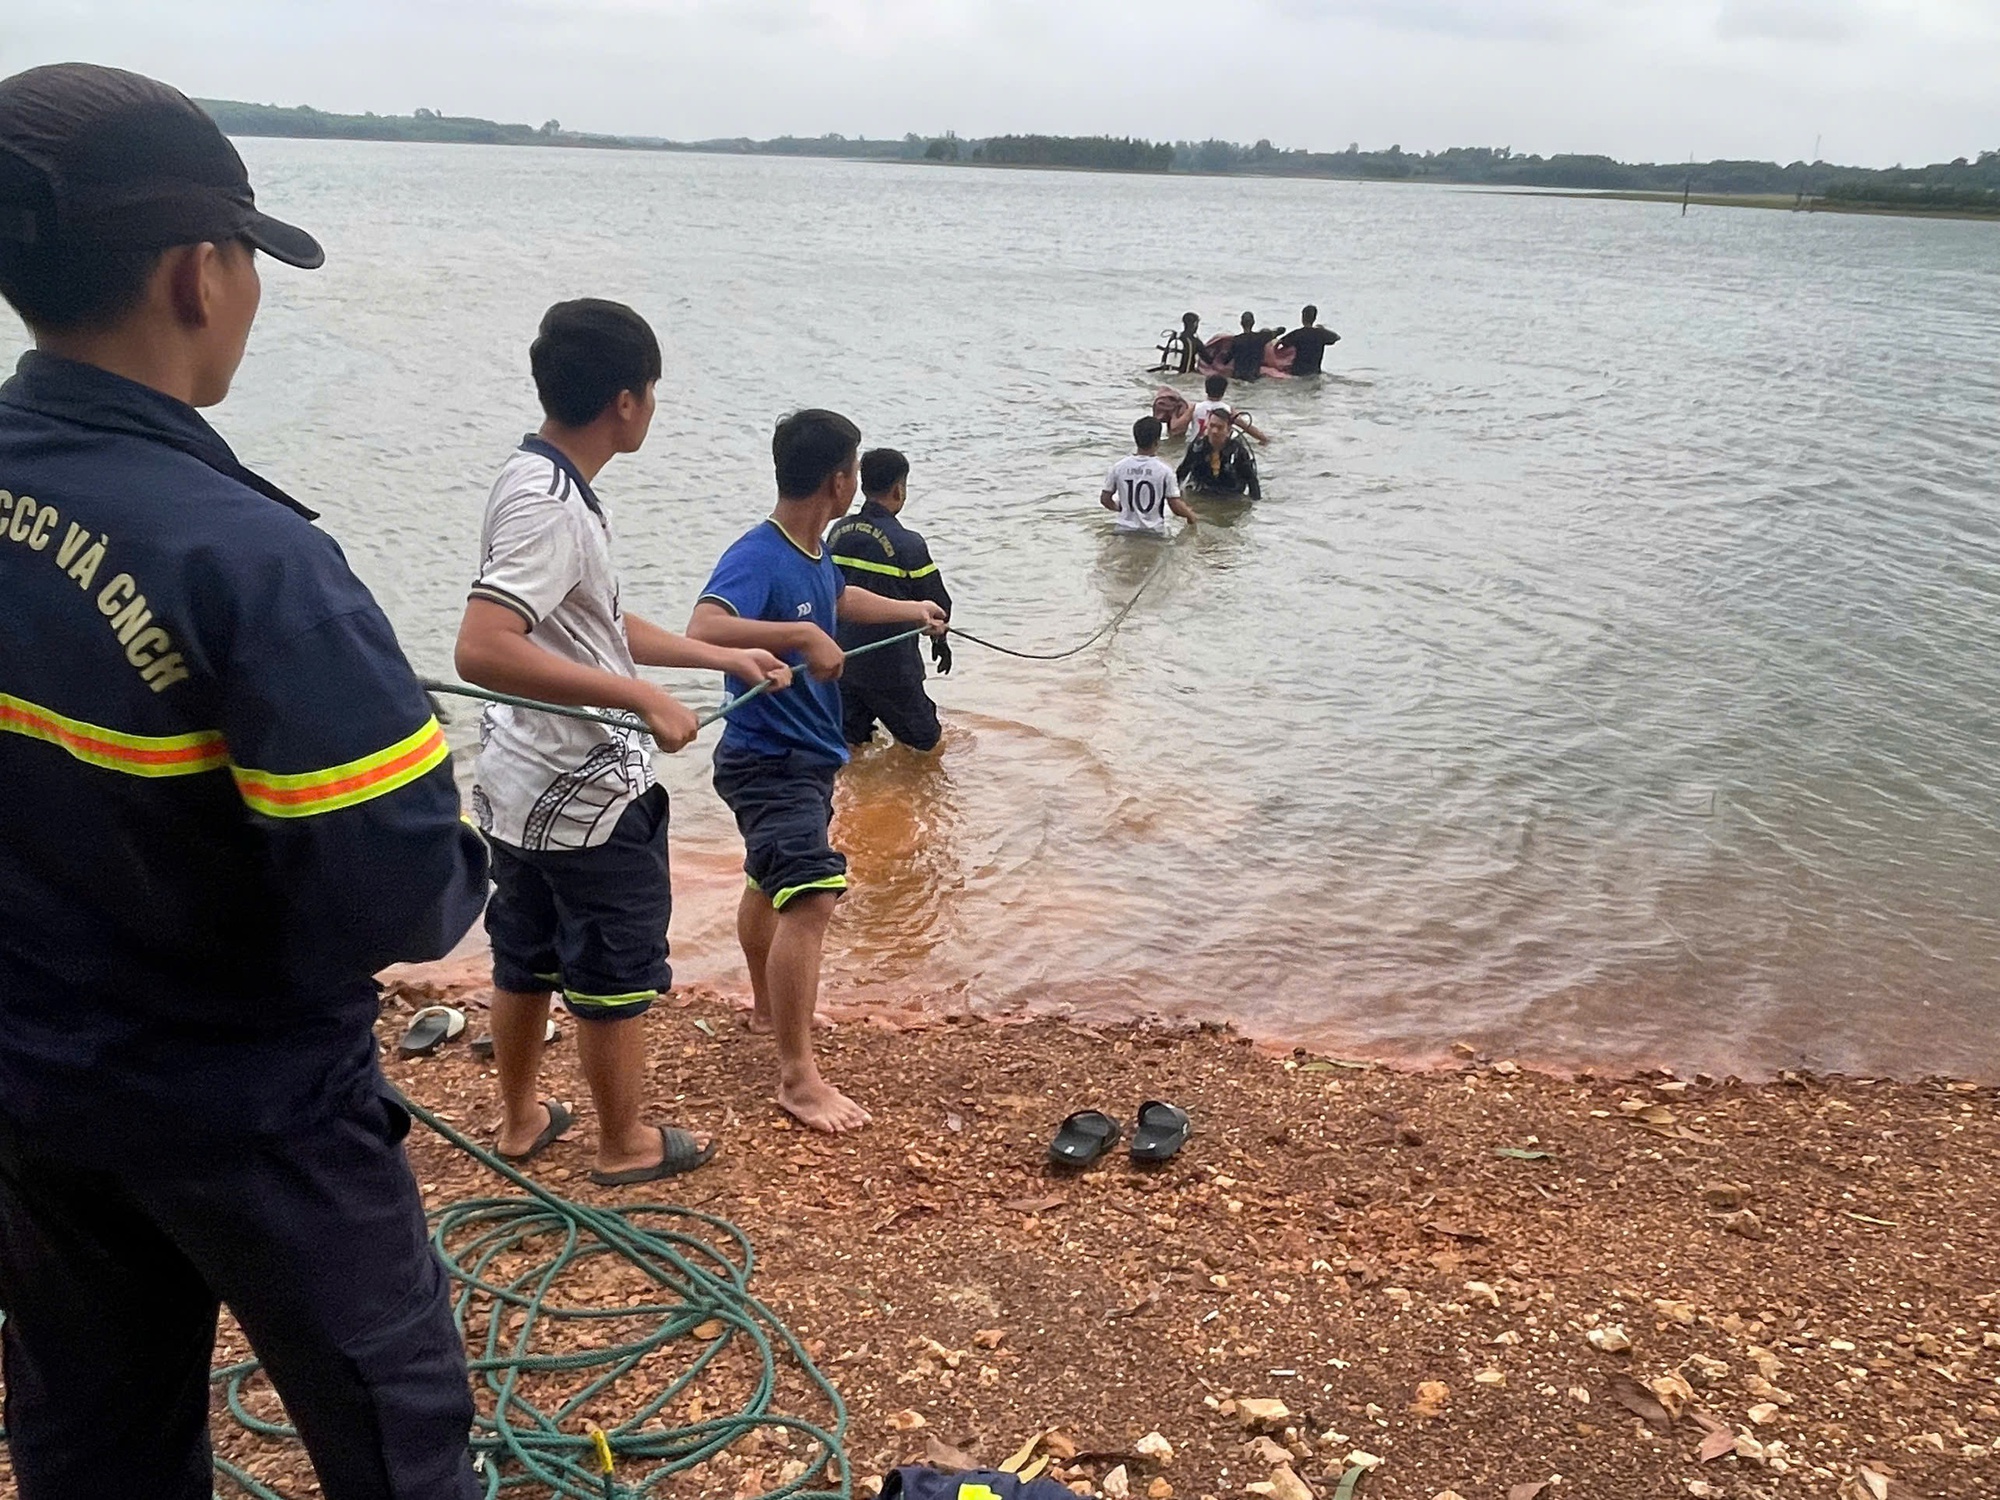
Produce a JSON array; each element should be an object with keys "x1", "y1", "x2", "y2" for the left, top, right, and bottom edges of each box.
[
  {"x1": 711, "y1": 746, "x2": 847, "y2": 911},
  {"x1": 839, "y1": 643, "x2": 942, "y2": 753},
  {"x1": 484, "y1": 786, "x2": 670, "y2": 1020}
]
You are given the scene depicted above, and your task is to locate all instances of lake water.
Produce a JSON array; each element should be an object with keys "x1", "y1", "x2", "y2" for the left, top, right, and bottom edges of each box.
[{"x1": 10, "y1": 140, "x2": 1996, "y2": 1079}]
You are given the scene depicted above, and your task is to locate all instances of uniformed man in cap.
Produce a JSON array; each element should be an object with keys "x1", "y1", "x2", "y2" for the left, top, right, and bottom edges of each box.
[{"x1": 0, "y1": 63, "x2": 487, "y2": 1499}]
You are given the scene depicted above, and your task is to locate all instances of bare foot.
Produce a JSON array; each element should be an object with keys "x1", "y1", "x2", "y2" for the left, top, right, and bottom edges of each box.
[
  {"x1": 778, "y1": 1075, "x2": 872, "y2": 1134},
  {"x1": 745, "y1": 1006, "x2": 832, "y2": 1035}
]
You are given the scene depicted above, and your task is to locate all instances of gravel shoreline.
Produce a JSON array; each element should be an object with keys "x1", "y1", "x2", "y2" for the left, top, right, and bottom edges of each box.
[{"x1": 5, "y1": 971, "x2": 1991, "y2": 1500}]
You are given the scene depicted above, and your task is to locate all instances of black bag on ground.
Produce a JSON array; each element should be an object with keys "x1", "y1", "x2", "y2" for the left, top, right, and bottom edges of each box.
[{"x1": 884, "y1": 1467, "x2": 1077, "y2": 1500}]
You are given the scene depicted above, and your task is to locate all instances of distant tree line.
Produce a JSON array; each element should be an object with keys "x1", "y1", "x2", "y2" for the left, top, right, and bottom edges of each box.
[
  {"x1": 976, "y1": 135, "x2": 1175, "y2": 171},
  {"x1": 1820, "y1": 151, "x2": 1999, "y2": 213},
  {"x1": 195, "y1": 99, "x2": 1998, "y2": 214}
]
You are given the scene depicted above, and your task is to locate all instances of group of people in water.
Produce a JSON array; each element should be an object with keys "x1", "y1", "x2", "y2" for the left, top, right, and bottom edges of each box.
[
  {"x1": 1100, "y1": 302, "x2": 1339, "y2": 528},
  {"x1": 1156, "y1": 304, "x2": 1343, "y2": 381}
]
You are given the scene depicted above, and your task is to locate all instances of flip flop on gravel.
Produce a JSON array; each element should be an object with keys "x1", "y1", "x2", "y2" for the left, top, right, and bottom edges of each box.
[
  {"x1": 1048, "y1": 1109, "x2": 1121, "y2": 1170},
  {"x1": 397, "y1": 1005, "x2": 466, "y2": 1058},
  {"x1": 588, "y1": 1127, "x2": 718, "y2": 1187},
  {"x1": 1130, "y1": 1100, "x2": 1192, "y2": 1164},
  {"x1": 496, "y1": 1100, "x2": 573, "y2": 1165}
]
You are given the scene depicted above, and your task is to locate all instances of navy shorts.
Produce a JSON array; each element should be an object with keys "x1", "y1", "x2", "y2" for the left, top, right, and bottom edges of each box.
[
  {"x1": 711, "y1": 746, "x2": 848, "y2": 910},
  {"x1": 484, "y1": 787, "x2": 670, "y2": 1019},
  {"x1": 839, "y1": 643, "x2": 941, "y2": 753},
  {"x1": 0, "y1": 1090, "x2": 479, "y2": 1500}
]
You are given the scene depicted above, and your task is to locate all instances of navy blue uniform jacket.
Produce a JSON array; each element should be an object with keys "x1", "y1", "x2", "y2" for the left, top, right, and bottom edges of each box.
[
  {"x1": 0, "y1": 353, "x2": 487, "y2": 1161},
  {"x1": 826, "y1": 498, "x2": 952, "y2": 653}
]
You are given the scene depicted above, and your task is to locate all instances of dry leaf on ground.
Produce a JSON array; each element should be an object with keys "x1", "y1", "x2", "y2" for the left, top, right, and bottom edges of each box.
[
  {"x1": 1605, "y1": 1373, "x2": 1673, "y2": 1433},
  {"x1": 923, "y1": 1435, "x2": 979, "y2": 1471},
  {"x1": 1000, "y1": 1434, "x2": 1041, "y2": 1473}
]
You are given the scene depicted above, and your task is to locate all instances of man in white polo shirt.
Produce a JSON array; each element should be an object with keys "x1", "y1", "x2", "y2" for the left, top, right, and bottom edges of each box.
[{"x1": 455, "y1": 298, "x2": 790, "y2": 1185}]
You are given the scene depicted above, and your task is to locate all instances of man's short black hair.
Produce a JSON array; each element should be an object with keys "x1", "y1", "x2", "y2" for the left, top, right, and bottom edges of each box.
[
  {"x1": 1204, "y1": 373, "x2": 1228, "y2": 399},
  {"x1": 773, "y1": 409, "x2": 861, "y2": 500},
  {"x1": 1240, "y1": 311, "x2": 1255, "y2": 330},
  {"x1": 1302, "y1": 303, "x2": 1318, "y2": 323},
  {"x1": 1181, "y1": 311, "x2": 1199, "y2": 327},
  {"x1": 0, "y1": 238, "x2": 164, "y2": 333},
  {"x1": 860, "y1": 447, "x2": 909, "y2": 497},
  {"x1": 1133, "y1": 416, "x2": 1162, "y2": 449},
  {"x1": 530, "y1": 298, "x2": 661, "y2": 427}
]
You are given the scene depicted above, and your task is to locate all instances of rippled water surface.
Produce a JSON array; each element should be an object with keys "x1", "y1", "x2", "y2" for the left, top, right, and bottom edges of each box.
[{"x1": 13, "y1": 140, "x2": 1996, "y2": 1076}]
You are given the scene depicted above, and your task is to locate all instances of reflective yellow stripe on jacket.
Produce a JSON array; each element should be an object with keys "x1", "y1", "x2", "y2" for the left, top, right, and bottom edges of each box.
[
  {"x1": 231, "y1": 718, "x2": 451, "y2": 819},
  {"x1": 831, "y1": 554, "x2": 939, "y2": 580},
  {"x1": 0, "y1": 691, "x2": 227, "y2": 777},
  {"x1": 3, "y1": 692, "x2": 450, "y2": 819}
]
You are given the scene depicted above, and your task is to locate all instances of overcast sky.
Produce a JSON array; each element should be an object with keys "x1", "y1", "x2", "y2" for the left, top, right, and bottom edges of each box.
[{"x1": 6, "y1": 0, "x2": 1996, "y2": 167}]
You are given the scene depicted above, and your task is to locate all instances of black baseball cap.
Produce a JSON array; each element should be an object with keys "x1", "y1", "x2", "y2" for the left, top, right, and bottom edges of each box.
[{"x1": 0, "y1": 62, "x2": 322, "y2": 269}]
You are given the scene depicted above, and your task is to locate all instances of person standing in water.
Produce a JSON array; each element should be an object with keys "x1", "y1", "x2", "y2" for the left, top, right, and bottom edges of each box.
[
  {"x1": 1276, "y1": 304, "x2": 1341, "y2": 376},
  {"x1": 1178, "y1": 408, "x2": 1263, "y2": 499},
  {"x1": 1190, "y1": 373, "x2": 1268, "y2": 444},
  {"x1": 1227, "y1": 311, "x2": 1287, "y2": 381},
  {"x1": 1102, "y1": 416, "x2": 1197, "y2": 536},
  {"x1": 1160, "y1": 311, "x2": 1206, "y2": 374},
  {"x1": 827, "y1": 447, "x2": 954, "y2": 753}
]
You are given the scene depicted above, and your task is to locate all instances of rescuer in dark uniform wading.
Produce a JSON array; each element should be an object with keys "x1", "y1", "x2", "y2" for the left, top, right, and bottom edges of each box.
[
  {"x1": 0, "y1": 65, "x2": 488, "y2": 1500},
  {"x1": 825, "y1": 447, "x2": 954, "y2": 752}
]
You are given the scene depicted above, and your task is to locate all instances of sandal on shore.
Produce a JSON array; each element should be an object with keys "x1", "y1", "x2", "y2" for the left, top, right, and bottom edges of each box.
[
  {"x1": 496, "y1": 1100, "x2": 573, "y2": 1165},
  {"x1": 469, "y1": 1016, "x2": 560, "y2": 1061},
  {"x1": 589, "y1": 1127, "x2": 718, "y2": 1187},
  {"x1": 1048, "y1": 1110, "x2": 1121, "y2": 1170},
  {"x1": 1130, "y1": 1100, "x2": 1191, "y2": 1165},
  {"x1": 397, "y1": 1005, "x2": 466, "y2": 1058}
]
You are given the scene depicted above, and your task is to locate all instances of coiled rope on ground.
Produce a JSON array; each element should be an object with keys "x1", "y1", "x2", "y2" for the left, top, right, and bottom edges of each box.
[{"x1": 212, "y1": 1092, "x2": 848, "y2": 1500}]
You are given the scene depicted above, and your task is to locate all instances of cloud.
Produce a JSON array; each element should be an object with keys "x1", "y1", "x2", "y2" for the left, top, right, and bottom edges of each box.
[
  {"x1": 1715, "y1": 0, "x2": 1869, "y2": 42},
  {"x1": 4, "y1": 0, "x2": 1997, "y2": 166},
  {"x1": 1267, "y1": 0, "x2": 1596, "y2": 40}
]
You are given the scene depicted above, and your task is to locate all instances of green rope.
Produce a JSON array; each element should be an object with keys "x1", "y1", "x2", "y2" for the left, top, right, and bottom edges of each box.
[
  {"x1": 209, "y1": 1091, "x2": 848, "y2": 1500},
  {"x1": 422, "y1": 628, "x2": 930, "y2": 733}
]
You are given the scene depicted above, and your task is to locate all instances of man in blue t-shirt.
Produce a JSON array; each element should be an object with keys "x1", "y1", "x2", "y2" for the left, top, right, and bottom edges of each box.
[{"x1": 689, "y1": 409, "x2": 946, "y2": 1133}]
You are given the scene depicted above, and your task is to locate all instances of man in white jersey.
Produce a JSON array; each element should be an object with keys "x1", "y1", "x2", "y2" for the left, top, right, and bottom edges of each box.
[
  {"x1": 1190, "y1": 373, "x2": 1268, "y2": 445},
  {"x1": 455, "y1": 299, "x2": 791, "y2": 1186},
  {"x1": 1101, "y1": 415, "x2": 1197, "y2": 536}
]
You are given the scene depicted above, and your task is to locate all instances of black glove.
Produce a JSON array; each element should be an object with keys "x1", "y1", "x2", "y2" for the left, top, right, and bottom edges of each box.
[{"x1": 930, "y1": 635, "x2": 954, "y2": 676}]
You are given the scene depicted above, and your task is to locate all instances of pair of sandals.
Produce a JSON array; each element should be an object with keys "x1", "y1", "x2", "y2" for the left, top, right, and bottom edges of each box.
[
  {"x1": 496, "y1": 1099, "x2": 717, "y2": 1186},
  {"x1": 1049, "y1": 1101, "x2": 1191, "y2": 1169},
  {"x1": 396, "y1": 1005, "x2": 562, "y2": 1060}
]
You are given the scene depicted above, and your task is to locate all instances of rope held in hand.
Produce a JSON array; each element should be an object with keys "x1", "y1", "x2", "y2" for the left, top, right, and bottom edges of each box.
[
  {"x1": 423, "y1": 530, "x2": 1187, "y2": 719},
  {"x1": 942, "y1": 531, "x2": 1186, "y2": 661},
  {"x1": 421, "y1": 627, "x2": 930, "y2": 733}
]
